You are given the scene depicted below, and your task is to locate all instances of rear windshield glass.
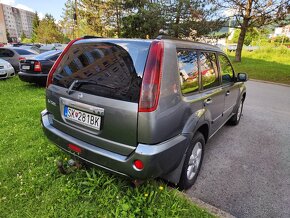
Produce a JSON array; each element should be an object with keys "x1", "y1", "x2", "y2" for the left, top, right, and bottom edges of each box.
[
  {"x1": 14, "y1": 49, "x2": 36, "y2": 55},
  {"x1": 35, "y1": 50, "x2": 61, "y2": 60},
  {"x1": 52, "y1": 41, "x2": 150, "y2": 103}
]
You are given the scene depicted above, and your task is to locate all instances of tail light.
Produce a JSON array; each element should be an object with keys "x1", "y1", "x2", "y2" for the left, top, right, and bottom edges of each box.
[
  {"x1": 46, "y1": 38, "x2": 83, "y2": 87},
  {"x1": 34, "y1": 61, "x2": 42, "y2": 72},
  {"x1": 19, "y1": 57, "x2": 25, "y2": 61},
  {"x1": 138, "y1": 40, "x2": 164, "y2": 112}
]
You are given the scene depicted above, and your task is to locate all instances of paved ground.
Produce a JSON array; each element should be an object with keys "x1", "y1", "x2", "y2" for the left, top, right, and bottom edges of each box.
[{"x1": 186, "y1": 81, "x2": 290, "y2": 218}]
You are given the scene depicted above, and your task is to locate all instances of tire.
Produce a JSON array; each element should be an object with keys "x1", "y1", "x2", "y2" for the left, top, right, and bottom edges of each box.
[
  {"x1": 177, "y1": 131, "x2": 205, "y2": 190},
  {"x1": 228, "y1": 97, "x2": 244, "y2": 125}
]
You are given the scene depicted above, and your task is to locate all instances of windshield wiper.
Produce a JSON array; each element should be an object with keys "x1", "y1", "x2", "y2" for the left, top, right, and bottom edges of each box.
[{"x1": 66, "y1": 79, "x2": 116, "y2": 95}]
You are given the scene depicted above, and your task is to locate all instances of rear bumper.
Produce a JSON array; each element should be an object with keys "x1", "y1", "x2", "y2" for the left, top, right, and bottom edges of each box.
[
  {"x1": 41, "y1": 109, "x2": 188, "y2": 179},
  {"x1": 18, "y1": 71, "x2": 47, "y2": 85}
]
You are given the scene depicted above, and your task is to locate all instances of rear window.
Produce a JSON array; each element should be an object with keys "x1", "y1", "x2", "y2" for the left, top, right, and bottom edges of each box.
[
  {"x1": 52, "y1": 41, "x2": 150, "y2": 103},
  {"x1": 14, "y1": 49, "x2": 37, "y2": 55},
  {"x1": 35, "y1": 50, "x2": 61, "y2": 60}
]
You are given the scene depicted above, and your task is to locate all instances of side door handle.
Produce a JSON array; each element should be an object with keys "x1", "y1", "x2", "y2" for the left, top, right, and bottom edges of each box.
[
  {"x1": 204, "y1": 98, "x2": 212, "y2": 106},
  {"x1": 226, "y1": 90, "x2": 230, "y2": 96}
]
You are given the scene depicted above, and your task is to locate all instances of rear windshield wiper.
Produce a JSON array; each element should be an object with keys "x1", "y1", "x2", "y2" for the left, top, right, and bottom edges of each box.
[{"x1": 66, "y1": 79, "x2": 116, "y2": 94}]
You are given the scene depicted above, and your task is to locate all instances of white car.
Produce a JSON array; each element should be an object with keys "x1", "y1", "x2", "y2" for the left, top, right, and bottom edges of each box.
[{"x1": 0, "y1": 58, "x2": 15, "y2": 79}]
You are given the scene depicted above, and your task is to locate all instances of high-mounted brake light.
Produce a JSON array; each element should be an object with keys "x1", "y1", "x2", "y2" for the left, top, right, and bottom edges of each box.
[
  {"x1": 138, "y1": 40, "x2": 164, "y2": 112},
  {"x1": 46, "y1": 37, "x2": 82, "y2": 87},
  {"x1": 34, "y1": 61, "x2": 42, "y2": 72}
]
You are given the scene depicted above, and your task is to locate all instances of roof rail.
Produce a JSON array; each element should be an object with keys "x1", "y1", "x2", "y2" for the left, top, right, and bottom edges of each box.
[{"x1": 82, "y1": 35, "x2": 103, "y2": 39}]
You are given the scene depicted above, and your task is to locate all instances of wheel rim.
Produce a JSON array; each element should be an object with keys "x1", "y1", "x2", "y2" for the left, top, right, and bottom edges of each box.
[
  {"x1": 237, "y1": 99, "x2": 243, "y2": 121},
  {"x1": 187, "y1": 142, "x2": 202, "y2": 180}
]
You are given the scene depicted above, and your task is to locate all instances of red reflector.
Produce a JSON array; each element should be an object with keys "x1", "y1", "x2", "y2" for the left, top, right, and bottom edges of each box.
[
  {"x1": 133, "y1": 160, "x2": 144, "y2": 170},
  {"x1": 68, "y1": 144, "x2": 82, "y2": 153},
  {"x1": 138, "y1": 40, "x2": 164, "y2": 112},
  {"x1": 46, "y1": 37, "x2": 83, "y2": 88},
  {"x1": 34, "y1": 61, "x2": 42, "y2": 72}
]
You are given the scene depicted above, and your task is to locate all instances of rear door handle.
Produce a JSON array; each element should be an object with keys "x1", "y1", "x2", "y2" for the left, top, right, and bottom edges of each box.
[
  {"x1": 204, "y1": 98, "x2": 212, "y2": 106},
  {"x1": 226, "y1": 90, "x2": 230, "y2": 96}
]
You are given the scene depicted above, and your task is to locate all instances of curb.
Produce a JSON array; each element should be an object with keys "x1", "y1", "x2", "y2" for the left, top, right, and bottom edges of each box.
[
  {"x1": 176, "y1": 191, "x2": 236, "y2": 218},
  {"x1": 187, "y1": 195, "x2": 236, "y2": 218},
  {"x1": 249, "y1": 79, "x2": 290, "y2": 87}
]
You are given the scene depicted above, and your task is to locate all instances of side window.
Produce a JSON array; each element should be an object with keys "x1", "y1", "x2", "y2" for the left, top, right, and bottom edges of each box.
[
  {"x1": 177, "y1": 50, "x2": 199, "y2": 94},
  {"x1": 219, "y1": 54, "x2": 234, "y2": 83},
  {"x1": 200, "y1": 52, "x2": 219, "y2": 89},
  {"x1": 0, "y1": 49, "x2": 14, "y2": 57}
]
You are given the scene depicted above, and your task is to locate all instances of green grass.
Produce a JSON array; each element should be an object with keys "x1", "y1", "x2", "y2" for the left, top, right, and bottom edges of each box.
[
  {"x1": 229, "y1": 46, "x2": 290, "y2": 85},
  {"x1": 0, "y1": 77, "x2": 213, "y2": 218}
]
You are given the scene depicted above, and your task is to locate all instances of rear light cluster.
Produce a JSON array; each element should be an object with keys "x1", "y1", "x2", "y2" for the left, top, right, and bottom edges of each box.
[
  {"x1": 34, "y1": 61, "x2": 42, "y2": 72},
  {"x1": 46, "y1": 37, "x2": 83, "y2": 87},
  {"x1": 19, "y1": 57, "x2": 25, "y2": 61},
  {"x1": 138, "y1": 40, "x2": 164, "y2": 112}
]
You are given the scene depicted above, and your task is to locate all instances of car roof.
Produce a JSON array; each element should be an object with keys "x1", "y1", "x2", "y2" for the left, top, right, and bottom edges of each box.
[{"x1": 75, "y1": 37, "x2": 222, "y2": 53}]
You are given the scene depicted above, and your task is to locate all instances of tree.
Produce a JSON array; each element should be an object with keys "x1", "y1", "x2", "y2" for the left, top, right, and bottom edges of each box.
[
  {"x1": 36, "y1": 14, "x2": 64, "y2": 44},
  {"x1": 216, "y1": 0, "x2": 290, "y2": 62},
  {"x1": 165, "y1": 0, "x2": 223, "y2": 38},
  {"x1": 20, "y1": 32, "x2": 26, "y2": 42},
  {"x1": 31, "y1": 12, "x2": 40, "y2": 43}
]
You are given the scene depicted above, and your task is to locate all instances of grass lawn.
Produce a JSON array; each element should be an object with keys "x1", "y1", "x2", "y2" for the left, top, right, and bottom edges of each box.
[
  {"x1": 229, "y1": 46, "x2": 290, "y2": 85},
  {"x1": 0, "y1": 77, "x2": 213, "y2": 217}
]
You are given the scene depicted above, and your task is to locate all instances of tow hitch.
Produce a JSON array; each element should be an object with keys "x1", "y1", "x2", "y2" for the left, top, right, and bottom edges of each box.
[{"x1": 57, "y1": 159, "x2": 83, "y2": 174}]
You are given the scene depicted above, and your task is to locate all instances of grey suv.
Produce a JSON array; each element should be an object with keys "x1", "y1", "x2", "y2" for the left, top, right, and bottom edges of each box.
[{"x1": 41, "y1": 36, "x2": 247, "y2": 190}]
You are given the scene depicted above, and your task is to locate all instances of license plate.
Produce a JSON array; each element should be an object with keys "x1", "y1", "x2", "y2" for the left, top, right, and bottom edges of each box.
[
  {"x1": 22, "y1": 65, "x2": 30, "y2": 70},
  {"x1": 64, "y1": 106, "x2": 101, "y2": 130}
]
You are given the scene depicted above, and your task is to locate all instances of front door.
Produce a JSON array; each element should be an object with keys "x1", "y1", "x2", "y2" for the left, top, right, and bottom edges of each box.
[{"x1": 218, "y1": 54, "x2": 239, "y2": 119}]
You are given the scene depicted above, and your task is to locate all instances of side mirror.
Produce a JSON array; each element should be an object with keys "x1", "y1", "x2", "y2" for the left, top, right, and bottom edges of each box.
[{"x1": 237, "y1": 73, "x2": 248, "y2": 82}]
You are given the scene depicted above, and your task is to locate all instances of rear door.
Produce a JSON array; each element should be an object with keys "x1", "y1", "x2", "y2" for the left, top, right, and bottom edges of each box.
[
  {"x1": 46, "y1": 40, "x2": 150, "y2": 153},
  {"x1": 199, "y1": 51, "x2": 224, "y2": 134},
  {"x1": 218, "y1": 54, "x2": 239, "y2": 119},
  {"x1": 0, "y1": 49, "x2": 17, "y2": 67}
]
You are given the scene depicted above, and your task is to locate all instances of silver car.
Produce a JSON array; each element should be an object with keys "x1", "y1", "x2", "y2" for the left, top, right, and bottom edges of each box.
[
  {"x1": 0, "y1": 47, "x2": 38, "y2": 71},
  {"x1": 41, "y1": 36, "x2": 247, "y2": 190},
  {"x1": 0, "y1": 58, "x2": 15, "y2": 79}
]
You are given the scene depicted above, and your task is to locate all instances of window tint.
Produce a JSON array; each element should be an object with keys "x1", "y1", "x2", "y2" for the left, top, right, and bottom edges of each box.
[
  {"x1": 0, "y1": 49, "x2": 14, "y2": 57},
  {"x1": 200, "y1": 52, "x2": 219, "y2": 89},
  {"x1": 52, "y1": 41, "x2": 150, "y2": 103},
  {"x1": 219, "y1": 54, "x2": 234, "y2": 83},
  {"x1": 14, "y1": 49, "x2": 36, "y2": 55},
  {"x1": 177, "y1": 50, "x2": 199, "y2": 94}
]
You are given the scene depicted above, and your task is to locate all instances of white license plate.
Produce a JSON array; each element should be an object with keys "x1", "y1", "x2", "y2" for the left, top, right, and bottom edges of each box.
[
  {"x1": 64, "y1": 106, "x2": 101, "y2": 130},
  {"x1": 22, "y1": 65, "x2": 30, "y2": 70}
]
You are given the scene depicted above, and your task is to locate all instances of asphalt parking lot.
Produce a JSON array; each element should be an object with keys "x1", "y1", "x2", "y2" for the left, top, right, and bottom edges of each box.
[{"x1": 186, "y1": 81, "x2": 290, "y2": 218}]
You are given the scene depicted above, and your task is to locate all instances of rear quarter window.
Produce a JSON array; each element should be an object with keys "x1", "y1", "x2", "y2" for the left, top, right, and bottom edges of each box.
[{"x1": 52, "y1": 41, "x2": 150, "y2": 103}]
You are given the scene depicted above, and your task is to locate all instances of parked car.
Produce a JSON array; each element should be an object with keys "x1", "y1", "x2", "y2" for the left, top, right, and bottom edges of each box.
[
  {"x1": 18, "y1": 50, "x2": 62, "y2": 86},
  {"x1": 0, "y1": 48, "x2": 38, "y2": 71},
  {"x1": 41, "y1": 36, "x2": 247, "y2": 190},
  {"x1": 0, "y1": 58, "x2": 15, "y2": 79}
]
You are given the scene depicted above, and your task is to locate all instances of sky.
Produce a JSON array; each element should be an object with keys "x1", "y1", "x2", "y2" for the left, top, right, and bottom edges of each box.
[{"x1": 0, "y1": 0, "x2": 66, "y2": 21}]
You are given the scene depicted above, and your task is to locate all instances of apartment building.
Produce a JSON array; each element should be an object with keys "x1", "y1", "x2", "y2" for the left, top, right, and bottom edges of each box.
[{"x1": 0, "y1": 3, "x2": 35, "y2": 43}]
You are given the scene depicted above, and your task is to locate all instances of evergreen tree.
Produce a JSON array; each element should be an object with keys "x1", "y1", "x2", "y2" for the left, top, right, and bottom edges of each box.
[
  {"x1": 31, "y1": 12, "x2": 40, "y2": 43},
  {"x1": 36, "y1": 14, "x2": 64, "y2": 44}
]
